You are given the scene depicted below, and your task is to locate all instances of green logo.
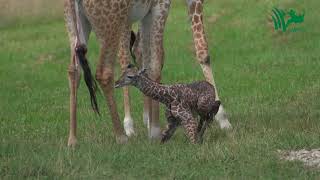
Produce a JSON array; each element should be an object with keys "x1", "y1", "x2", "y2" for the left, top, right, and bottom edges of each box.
[{"x1": 271, "y1": 7, "x2": 305, "y2": 32}]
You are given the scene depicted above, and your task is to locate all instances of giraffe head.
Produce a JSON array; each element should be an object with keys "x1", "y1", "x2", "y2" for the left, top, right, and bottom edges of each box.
[{"x1": 115, "y1": 64, "x2": 147, "y2": 88}]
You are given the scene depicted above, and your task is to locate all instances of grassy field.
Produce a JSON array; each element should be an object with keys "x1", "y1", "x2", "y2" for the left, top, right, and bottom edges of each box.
[{"x1": 1, "y1": 0, "x2": 320, "y2": 179}]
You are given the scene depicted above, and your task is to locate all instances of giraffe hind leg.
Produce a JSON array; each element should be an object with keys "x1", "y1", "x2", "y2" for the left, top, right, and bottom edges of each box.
[
  {"x1": 96, "y1": 51, "x2": 128, "y2": 144},
  {"x1": 95, "y1": 28, "x2": 128, "y2": 144},
  {"x1": 197, "y1": 118, "x2": 209, "y2": 144},
  {"x1": 64, "y1": 0, "x2": 92, "y2": 147},
  {"x1": 181, "y1": 117, "x2": 198, "y2": 144},
  {"x1": 171, "y1": 103, "x2": 198, "y2": 144},
  {"x1": 161, "y1": 109, "x2": 180, "y2": 143}
]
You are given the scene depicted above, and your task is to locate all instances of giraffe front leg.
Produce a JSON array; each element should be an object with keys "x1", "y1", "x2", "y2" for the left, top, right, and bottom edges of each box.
[
  {"x1": 147, "y1": 0, "x2": 171, "y2": 139},
  {"x1": 187, "y1": 0, "x2": 231, "y2": 130},
  {"x1": 123, "y1": 86, "x2": 135, "y2": 137},
  {"x1": 140, "y1": 12, "x2": 161, "y2": 139},
  {"x1": 143, "y1": 96, "x2": 152, "y2": 129},
  {"x1": 161, "y1": 108, "x2": 180, "y2": 143},
  {"x1": 119, "y1": 25, "x2": 135, "y2": 137},
  {"x1": 140, "y1": 13, "x2": 153, "y2": 130}
]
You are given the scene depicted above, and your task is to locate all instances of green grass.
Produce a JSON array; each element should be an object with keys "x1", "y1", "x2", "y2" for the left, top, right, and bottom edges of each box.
[{"x1": 1, "y1": 0, "x2": 320, "y2": 179}]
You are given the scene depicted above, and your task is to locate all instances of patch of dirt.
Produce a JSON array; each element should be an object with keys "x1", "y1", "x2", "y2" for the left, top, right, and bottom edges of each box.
[
  {"x1": 207, "y1": 10, "x2": 226, "y2": 24},
  {"x1": 36, "y1": 54, "x2": 54, "y2": 64},
  {"x1": 278, "y1": 149, "x2": 320, "y2": 168},
  {"x1": 208, "y1": 14, "x2": 221, "y2": 24}
]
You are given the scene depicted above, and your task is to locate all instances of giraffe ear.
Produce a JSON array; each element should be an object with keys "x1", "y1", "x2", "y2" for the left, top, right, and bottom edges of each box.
[{"x1": 138, "y1": 68, "x2": 147, "y2": 75}]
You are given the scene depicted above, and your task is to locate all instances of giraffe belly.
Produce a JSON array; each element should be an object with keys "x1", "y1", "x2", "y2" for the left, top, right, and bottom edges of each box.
[{"x1": 128, "y1": 0, "x2": 152, "y2": 23}]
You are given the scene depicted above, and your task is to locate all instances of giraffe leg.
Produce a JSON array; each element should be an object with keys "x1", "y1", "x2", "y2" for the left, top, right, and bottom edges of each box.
[
  {"x1": 94, "y1": 15, "x2": 129, "y2": 143},
  {"x1": 67, "y1": 51, "x2": 81, "y2": 147},
  {"x1": 148, "y1": 0, "x2": 171, "y2": 139},
  {"x1": 96, "y1": 46, "x2": 128, "y2": 143},
  {"x1": 140, "y1": 13, "x2": 161, "y2": 138},
  {"x1": 140, "y1": 14, "x2": 153, "y2": 130},
  {"x1": 143, "y1": 96, "x2": 152, "y2": 131},
  {"x1": 119, "y1": 25, "x2": 135, "y2": 137},
  {"x1": 64, "y1": 1, "x2": 91, "y2": 147},
  {"x1": 197, "y1": 116, "x2": 210, "y2": 143},
  {"x1": 179, "y1": 112, "x2": 198, "y2": 144},
  {"x1": 171, "y1": 102, "x2": 198, "y2": 144},
  {"x1": 187, "y1": 0, "x2": 231, "y2": 129},
  {"x1": 197, "y1": 121, "x2": 208, "y2": 144},
  {"x1": 96, "y1": 52, "x2": 128, "y2": 144},
  {"x1": 161, "y1": 108, "x2": 180, "y2": 143},
  {"x1": 81, "y1": 0, "x2": 131, "y2": 144},
  {"x1": 197, "y1": 117, "x2": 204, "y2": 133}
]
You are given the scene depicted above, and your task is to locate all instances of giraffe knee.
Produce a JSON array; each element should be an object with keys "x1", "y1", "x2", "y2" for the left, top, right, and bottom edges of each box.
[
  {"x1": 203, "y1": 55, "x2": 211, "y2": 65},
  {"x1": 119, "y1": 58, "x2": 130, "y2": 72},
  {"x1": 68, "y1": 64, "x2": 80, "y2": 77},
  {"x1": 68, "y1": 64, "x2": 81, "y2": 84},
  {"x1": 148, "y1": 66, "x2": 163, "y2": 82},
  {"x1": 96, "y1": 69, "x2": 114, "y2": 89},
  {"x1": 199, "y1": 55, "x2": 211, "y2": 65}
]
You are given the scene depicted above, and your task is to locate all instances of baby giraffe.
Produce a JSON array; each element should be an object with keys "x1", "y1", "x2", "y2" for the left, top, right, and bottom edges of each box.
[{"x1": 115, "y1": 65, "x2": 221, "y2": 144}]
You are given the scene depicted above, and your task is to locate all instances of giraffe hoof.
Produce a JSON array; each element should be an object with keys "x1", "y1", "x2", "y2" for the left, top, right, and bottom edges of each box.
[
  {"x1": 220, "y1": 121, "x2": 232, "y2": 130},
  {"x1": 116, "y1": 134, "x2": 129, "y2": 144},
  {"x1": 124, "y1": 117, "x2": 136, "y2": 137},
  {"x1": 149, "y1": 126, "x2": 162, "y2": 140},
  {"x1": 215, "y1": 105, "x2": 232, "y2": 130},
  {"x1": 196, "y1": 137, "x2": 204, "y2": 144},
  {"x1": 160, "y1": 135, "x2": 168, "y2": 144},
  {"x1": 67, "y1": 136, "x2": 78, "y2": 148}
]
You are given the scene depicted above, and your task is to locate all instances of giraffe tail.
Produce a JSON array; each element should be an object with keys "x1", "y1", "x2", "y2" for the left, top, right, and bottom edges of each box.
[
  {"x1": 68, "y1": 0, "x2": 99, "y2": 114},
  {"x1": 75, "y1": 44, "x2": 100, "y2": 115}
]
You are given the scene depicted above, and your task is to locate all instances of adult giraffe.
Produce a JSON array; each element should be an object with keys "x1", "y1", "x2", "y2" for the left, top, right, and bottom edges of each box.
[
  {"x1": 64, "y1": 0, "x2": 170, "y2": 147},
  {"x1": 122, "y1": 0, "x2": 232, "y2": 138}
]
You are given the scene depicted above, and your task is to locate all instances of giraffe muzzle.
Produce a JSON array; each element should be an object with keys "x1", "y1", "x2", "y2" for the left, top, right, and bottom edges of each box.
[{"x1": 114, "y1": 82, "x2": 122, "y2": 88}]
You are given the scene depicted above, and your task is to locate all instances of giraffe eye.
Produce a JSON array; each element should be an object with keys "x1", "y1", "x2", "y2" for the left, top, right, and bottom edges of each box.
[
  {"x1": 127, "y1": 64, "x2": 135, "y2": 69},
  {"x1": 127, "y1": 74, "x2": 134, "y2": 78}
]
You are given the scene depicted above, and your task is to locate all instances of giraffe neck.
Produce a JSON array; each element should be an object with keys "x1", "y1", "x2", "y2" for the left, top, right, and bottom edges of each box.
[{"x1": 133, "y1": 75, "x2": 173, "y2": 105}]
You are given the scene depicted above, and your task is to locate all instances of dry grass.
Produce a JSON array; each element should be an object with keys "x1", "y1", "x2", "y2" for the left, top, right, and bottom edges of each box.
[{"x1": 0, "y1": 0, "x2": 64, "y2": 27}]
